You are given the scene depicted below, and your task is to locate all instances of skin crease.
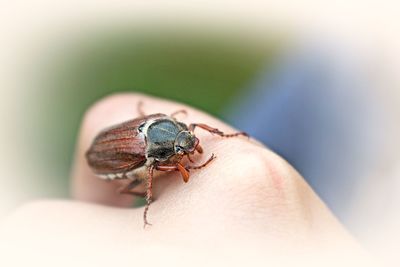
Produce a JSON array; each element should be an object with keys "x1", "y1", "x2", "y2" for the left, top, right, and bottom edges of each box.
[{"x1": 0, "y1": 93, "x2": 370, "y2": 266}]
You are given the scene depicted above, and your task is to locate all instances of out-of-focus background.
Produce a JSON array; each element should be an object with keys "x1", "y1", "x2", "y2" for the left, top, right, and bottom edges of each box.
[
  {"x1": 1, "y1": 0, "x2": 400, "y2": 264},
  {"x1": 25, "y1": 27, "x2": 280, "y2": 198}
]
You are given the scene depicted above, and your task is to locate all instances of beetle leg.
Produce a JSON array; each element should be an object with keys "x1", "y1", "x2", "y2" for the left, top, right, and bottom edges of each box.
[
  {"x1": 170, "y1": 109, "x2": 187, "y2": 119},
  {"x1": 118, "y1": 179, "x2": 146, "y2": 198},
  {"x1": 188, "y1": 123, "x2": 248, "y2": 138},
  {"x1": 137, "y1": 101, "x2": 146, "y2": 117},
  {"x1": 177, "y1": 163, "x2": 190, "y2": 182},
  {"x1": 155, "y1": 165, "x2": 178, "y2": 171},
  {"x1": 143, "y1": 165, "x2": 155, "y2": 228},
  {"x1": 156, "y1": 163, "x2": 190, "y2": 183},
  {"x1": 195, "y1": 144, "x2": 203, "y2": 154},
  {"x1": 187, "y1": 154, "x2": 195, "y2": 163},
  {"x1": 186, "y1": 154, "x2": 216, "y2": 170}
]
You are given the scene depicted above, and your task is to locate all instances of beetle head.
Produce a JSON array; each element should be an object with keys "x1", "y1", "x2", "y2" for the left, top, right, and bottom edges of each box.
[{"x1": 174, "y1": 131, "x2": 198, "y2": 155}]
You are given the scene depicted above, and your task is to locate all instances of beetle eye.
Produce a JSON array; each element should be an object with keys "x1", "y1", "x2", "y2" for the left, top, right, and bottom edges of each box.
[
  {"x1": 175, "y1": 145, "x2": 184, "y2": 154},
  {"x1": 138, "y1": 123, "x2": 145, "y2": 133}
]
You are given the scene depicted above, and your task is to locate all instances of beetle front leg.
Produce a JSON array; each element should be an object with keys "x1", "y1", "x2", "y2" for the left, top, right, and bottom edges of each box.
[
  {"x1": 195, "y1": 144, "x2": 203, "y2": 154},
  {"x1": 188, "y1": 123, "x2": 248, "y2": 138},
  {"x1": 143, "y1": 165, "x2": 155, "y2": 228},
  {"x1": 156, "y1": 163, "x2": 190, "y2": 183},
  {"x1": 186, "y1": 154, "x2": 216, "y2": 170},
  {"x1": 187, "y1": 154, "x2": 195, "y2": 163}
]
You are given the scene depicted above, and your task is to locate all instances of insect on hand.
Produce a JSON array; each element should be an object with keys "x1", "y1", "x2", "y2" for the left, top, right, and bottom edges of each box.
[{"x1": 85, "y1": 102, "x2": 248, "y2": 227}]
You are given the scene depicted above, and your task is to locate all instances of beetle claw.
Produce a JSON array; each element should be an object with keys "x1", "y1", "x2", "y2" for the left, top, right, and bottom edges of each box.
[{"x1": 143, "y1": 221, "x2": 152, "y2": 229}]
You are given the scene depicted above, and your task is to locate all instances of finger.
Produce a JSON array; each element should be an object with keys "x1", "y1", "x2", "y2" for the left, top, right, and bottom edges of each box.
[
  {"x1": 63, "y1": 89, "x2": 356, "y2": 249},
  {"x1": 70, "y1": 92, "x2": 351, "y2": 246},
  {"x1": 71, "y1": 92, "x2": 251, "y2": 207}
]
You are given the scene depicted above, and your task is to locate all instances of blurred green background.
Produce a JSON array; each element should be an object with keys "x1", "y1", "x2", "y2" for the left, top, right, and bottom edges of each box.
[{"x1": 31, "y1": 27, "x2": 280, "y2": 198}]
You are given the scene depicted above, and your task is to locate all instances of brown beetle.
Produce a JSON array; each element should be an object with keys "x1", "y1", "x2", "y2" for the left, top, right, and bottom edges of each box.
[{"x1": 86, "y1": 103, "x2": 247, "y2": 227}]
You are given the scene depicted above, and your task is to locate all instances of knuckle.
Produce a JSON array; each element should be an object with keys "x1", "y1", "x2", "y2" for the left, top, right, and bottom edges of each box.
[
  {"x1": 216, "y1": 146, "x2": 304, "y2": 221},
  {"x1": 256, "y1": 149, "x2": 294, "y2": 192},
  {"x1": 223, "y1": 143, "x2": 295, "y2": 196}
]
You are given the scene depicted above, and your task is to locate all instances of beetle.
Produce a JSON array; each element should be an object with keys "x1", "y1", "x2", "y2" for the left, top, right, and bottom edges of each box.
[{"x1": 85, "y1": 102, "x2": 247, "y2": 227}]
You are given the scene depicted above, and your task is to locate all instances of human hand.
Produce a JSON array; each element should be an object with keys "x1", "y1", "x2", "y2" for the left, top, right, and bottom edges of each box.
[{"x1": 0, "y1": 94, "x2": 368, "y2": 266}]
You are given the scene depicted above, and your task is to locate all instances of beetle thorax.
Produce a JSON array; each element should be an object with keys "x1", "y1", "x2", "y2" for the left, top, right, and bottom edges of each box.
[{"x1": 141, "y1": 117, "x2": 191, "y2": 162}]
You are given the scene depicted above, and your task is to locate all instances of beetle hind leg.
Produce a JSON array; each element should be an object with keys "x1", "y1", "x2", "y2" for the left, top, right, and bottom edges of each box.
[{"x1": 118, "y1": 179, "x2": 146, "y2": 198}]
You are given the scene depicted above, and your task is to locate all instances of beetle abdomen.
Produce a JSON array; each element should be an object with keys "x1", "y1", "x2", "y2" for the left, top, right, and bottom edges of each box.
[
  {"x1": 86, "y1": 151, "x2": 146, "y2": 175},
  {"x1": 86, "y1": 116, "x2": 157, "y2": 175}
]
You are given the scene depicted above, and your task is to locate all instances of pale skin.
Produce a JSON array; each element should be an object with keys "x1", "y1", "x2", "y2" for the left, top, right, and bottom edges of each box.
[{"x1": 0, "y1": 93, "x2": 369, "y2": 266}]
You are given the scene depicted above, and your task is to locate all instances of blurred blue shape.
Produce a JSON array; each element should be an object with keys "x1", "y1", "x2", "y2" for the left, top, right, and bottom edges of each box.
[{"x1": 225, "y1": 41, "x2": 381, "y2": 226}]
